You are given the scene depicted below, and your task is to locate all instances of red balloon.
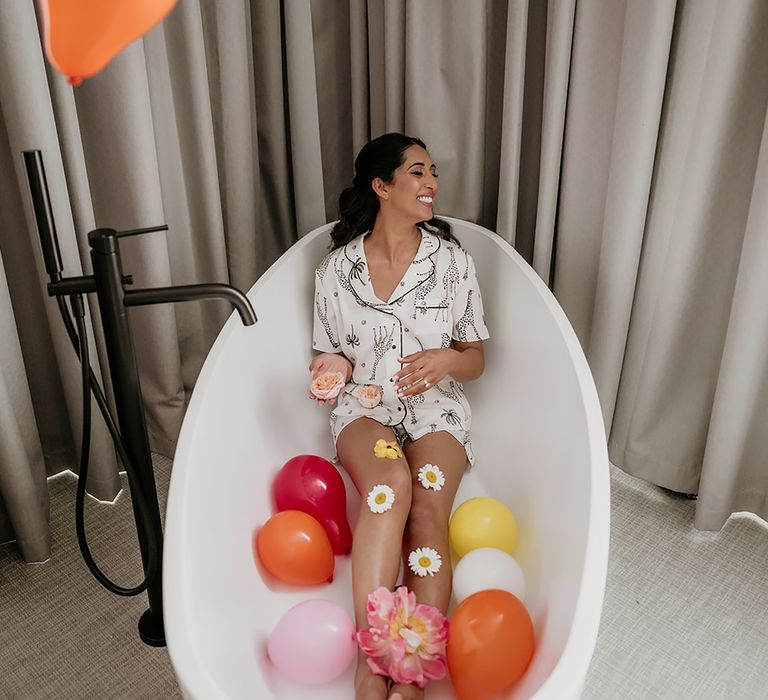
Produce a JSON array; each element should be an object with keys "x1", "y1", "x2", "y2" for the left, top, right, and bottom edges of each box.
[
  {"x1": 273, "y1": 455, "x2": 352, "y2": 555},
  {"x1": 447, "y1": 589, "x2": 535, "y2": 700}
]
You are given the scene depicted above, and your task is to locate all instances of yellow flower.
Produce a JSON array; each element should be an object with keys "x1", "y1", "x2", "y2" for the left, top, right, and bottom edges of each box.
[{"x1": 373, "y1": 439, "x2": 403, "y2": 460}]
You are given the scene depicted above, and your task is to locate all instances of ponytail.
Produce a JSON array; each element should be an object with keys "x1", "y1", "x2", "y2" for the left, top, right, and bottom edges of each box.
[{"x1": 329, "y1": 184, "x2": 378, "y2": 250}]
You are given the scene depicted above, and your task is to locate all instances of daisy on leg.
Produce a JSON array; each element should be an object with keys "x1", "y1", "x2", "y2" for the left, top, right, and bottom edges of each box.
[{"x1": 407, "y1": 547, "x2": 442, "y2": 577}]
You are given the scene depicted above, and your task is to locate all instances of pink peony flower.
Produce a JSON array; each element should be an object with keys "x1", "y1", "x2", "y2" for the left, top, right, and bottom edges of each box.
[
  {"x1": 310, "y1": 371, "x2": 345, "y2": 400},
  {"x1": 356, "y1": 586, "x2": 449, "y2": 688}
]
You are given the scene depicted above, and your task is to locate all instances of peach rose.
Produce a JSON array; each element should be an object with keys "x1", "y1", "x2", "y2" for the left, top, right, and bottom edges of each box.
[
  {"x1": 310, "y1": 371, "x2": 346, "y2": 400},
  {"x1": 358, "y1": 384, "x2": 382, "y2": 409}
]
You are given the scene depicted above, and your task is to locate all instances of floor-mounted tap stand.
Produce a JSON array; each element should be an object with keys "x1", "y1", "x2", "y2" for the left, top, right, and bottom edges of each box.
[{"x1": 24, "y1": 150, "x2": 256, "y2": 646}]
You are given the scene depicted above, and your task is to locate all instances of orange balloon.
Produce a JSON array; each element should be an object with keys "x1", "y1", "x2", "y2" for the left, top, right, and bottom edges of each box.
[
  {"x1": 255, "y1": 510, "x2": 334, "y2": 585},
  {"x1": 39, "y1": 0, "x2": 179, "y2": 85},
  {"x1": 447, "y1": 589, "x2": 535, "y2": 700}
]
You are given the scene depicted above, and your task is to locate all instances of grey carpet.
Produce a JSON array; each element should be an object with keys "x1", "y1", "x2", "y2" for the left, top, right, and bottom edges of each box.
[
  {"x1": 1, "y1": 457, "x2": 767, "y2": 699},
  {"x1": 0, "y1": 454, "x2": 181, "y2": 700},
  {"x1": 583, "y1": 466, "x2": 768, "y2": 700}
]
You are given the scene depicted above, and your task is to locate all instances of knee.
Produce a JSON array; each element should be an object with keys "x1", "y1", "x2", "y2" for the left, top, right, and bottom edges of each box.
[
  {"x1": 406, "y1": 491, "x2": 448, "y2": 536},
  {"x1": 387, "y1": 463, "x2": 413, "y2": 507},
  {"x1": 368, "y1": 462, "x2": 412, "y2": 513}
]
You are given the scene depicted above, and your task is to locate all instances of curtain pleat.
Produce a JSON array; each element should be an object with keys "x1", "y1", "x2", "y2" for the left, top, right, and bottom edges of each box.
[
  {"x1": 250, "y1": 0, "x2": 299, "y2": 256},
  {"x1": 0, "y1": 246, "x2": 49, "y2": 560},
  {"x1": 0, "y1": 2, "x2": 120, "y2": 513},
  {"x1": 70, "y1": 41, "x2": 187, "y2": 456},
  {"x1": 348, "y1": 0, "x2": 371, "y2": 158},
  {"x1": 556, "y1": 0, "x2": 676, "y2": 434},
  {"x1": 379, "y1": 0, "x2": 406, "y2": 131},
  {"x1": 199, "y1": 1, "x2": 261, "y2": 290},
  {"x1": 284, "y1": 0, "x2": 327, "y2": 237},
  {"x1": 309, "y1": 1, "x2": 355, "y2": 222},
  {"x1": 496, "y1": 0, "x2": 529, "y2": 248},
  {"x1": 696, "y1": 106, "x2": 768, "y2": 529},
  {"x1": 531, "y1": 0, "x2": 575, "y2": 284},
  {"x1": 0, "y1": 101, "x2": 77, "y2": 486},
  {"x1": 143, "y1": 0, "x2": 232, "y2": 393}
]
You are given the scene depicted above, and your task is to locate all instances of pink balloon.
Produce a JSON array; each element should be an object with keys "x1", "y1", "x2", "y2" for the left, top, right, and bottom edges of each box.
[
  {"x1": 273, "y1": 455, "x2": 352, "y2": 555},
  {"x1": 267, "y1": 599, "x2": 356, "y2": 685}
]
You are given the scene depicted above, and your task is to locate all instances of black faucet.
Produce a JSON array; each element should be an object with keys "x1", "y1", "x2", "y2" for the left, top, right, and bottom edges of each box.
[
  {"x1": 88, "y1": 226, "x2": 257, "y2": 326},
  {"x1": 23, "y1": 149, "x2": 256, "y2": 646}
]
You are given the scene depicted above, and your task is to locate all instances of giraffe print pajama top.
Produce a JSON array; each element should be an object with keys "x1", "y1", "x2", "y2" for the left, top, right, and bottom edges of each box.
[{"x1": 312, "y1": 226, "x2": 490, "y2": 467}]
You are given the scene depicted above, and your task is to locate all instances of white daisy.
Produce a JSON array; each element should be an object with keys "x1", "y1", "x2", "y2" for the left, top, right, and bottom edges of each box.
[
  {"x1": 367, "y1": 484, "x2": 396, "y2": 514},
  {"x1": 417, "y1": 464, "x2": 446, "y2": 491},
  {"x1": 408, "y1": 547, "x2": 442, "y2": 577}
]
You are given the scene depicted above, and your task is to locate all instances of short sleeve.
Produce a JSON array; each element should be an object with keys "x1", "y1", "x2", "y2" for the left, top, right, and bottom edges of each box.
[
  {"x1": 312, "y1": 264, "x2": 342, "y2": 352},
  {"x1": 451, "y1": 251, "x2": 490, "y2": 342}
]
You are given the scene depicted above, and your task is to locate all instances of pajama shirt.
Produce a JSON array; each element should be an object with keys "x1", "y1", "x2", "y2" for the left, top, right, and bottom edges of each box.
[{"x1": 312, "y1": 226, "x2": 489, "y2": 467}]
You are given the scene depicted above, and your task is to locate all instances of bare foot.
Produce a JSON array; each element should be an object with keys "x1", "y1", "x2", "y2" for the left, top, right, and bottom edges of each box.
[
  {"x1": 355, "y1": 653, "x2": 388, "y2": 700},
  {"x1": 389, "y1": 683, "x2": 424, "y2": 700}
]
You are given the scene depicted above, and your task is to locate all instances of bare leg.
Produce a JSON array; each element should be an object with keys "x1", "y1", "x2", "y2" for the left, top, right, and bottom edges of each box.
[
  {"x1": 388, "y1": 432, "x2": 467, "y2": 700},
  {"x1": 336, "y1": 418, "x2": 413, "y2": 700}
]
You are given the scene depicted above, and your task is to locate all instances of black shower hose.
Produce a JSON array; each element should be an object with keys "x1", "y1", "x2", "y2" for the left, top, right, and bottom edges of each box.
[{"x1": 62, "y1": 293, "x2": 160, "y2": 596}]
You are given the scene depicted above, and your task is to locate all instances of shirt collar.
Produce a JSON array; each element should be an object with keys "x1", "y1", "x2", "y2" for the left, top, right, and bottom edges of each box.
[{"x1": 342, "y1": 228, "x2": 441, "y2": 308}]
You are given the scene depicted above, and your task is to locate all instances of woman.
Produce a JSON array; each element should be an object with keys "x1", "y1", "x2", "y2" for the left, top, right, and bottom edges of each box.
[{"x1": 309, "y1": 133, "x2": 489, "y2": 700}]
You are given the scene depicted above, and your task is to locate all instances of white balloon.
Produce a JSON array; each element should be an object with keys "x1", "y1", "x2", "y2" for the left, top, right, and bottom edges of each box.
[{"x1": 452, "y1": 547, "x2": 526, "y2": 605}]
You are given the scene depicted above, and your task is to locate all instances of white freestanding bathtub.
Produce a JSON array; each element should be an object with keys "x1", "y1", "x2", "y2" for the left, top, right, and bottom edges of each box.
[{"x1": 163, "y1": 217, "x2": 610, "y2": 699}]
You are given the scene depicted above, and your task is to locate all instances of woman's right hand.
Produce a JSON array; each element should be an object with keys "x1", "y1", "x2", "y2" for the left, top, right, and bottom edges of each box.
[{"x1": 308, "y1": 353, "x2": 353, "y2": 406}]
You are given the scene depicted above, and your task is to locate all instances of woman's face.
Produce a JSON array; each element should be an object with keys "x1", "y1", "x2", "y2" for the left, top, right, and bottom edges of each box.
[{"x1": 376, "y1": 145, "x2": 439, "y2": 222}]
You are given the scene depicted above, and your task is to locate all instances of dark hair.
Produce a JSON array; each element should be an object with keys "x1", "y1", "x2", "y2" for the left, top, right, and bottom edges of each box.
[{"x1": 329, "y1": 132, "x2": 460, "y2": 250}]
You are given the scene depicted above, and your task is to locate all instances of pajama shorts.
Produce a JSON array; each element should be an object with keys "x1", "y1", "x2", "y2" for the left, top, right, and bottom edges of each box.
[{"x1": 329, "y1": 381, "x2": 476, "y2": 469}]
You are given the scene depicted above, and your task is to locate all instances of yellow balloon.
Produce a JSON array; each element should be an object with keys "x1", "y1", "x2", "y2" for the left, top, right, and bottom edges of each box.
[{"x1": 449, "y1": 497, "x2": 519, "y2": 557}]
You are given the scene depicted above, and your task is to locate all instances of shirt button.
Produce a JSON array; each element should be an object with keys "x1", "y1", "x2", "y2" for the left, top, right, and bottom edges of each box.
[
  {"x1": 392, "y1": 344, "x2": 397, "y2": 349},
  {"x1": 400, "y1": 281, "x2": 405, "y2": 286},
  {"x1": 404, "y1": 328, "x2": 409, "y2": 333}
]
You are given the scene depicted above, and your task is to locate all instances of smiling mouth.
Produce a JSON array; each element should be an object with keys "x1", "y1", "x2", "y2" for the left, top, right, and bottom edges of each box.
[{"x1": 417, "y1": 196, "x2": 433, "y2": 207}]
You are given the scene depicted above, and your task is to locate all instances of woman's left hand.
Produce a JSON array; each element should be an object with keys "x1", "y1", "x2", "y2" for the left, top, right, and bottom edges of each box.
[{"x1": 394, "y1": 349, "x2": 457, "y2": 396}]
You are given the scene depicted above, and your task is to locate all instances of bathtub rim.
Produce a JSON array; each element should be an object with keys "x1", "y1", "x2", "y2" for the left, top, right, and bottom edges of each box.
[{"x1": 163, "y1": 217, "x2": 611, "y2": 699}]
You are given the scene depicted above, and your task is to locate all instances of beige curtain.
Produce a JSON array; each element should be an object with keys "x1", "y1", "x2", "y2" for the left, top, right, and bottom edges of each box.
[
  {"x1": 556, "y1": 0, "x2": 768, "y2": 529},
  {"x1": 1, "y1": 0, "x2": 766, "y2": 563}
]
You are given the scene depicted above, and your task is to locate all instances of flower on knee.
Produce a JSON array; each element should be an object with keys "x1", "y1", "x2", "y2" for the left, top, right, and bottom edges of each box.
[
  {"x1": 357, "y1": 586, "x2": 449, "y2": 688},
  {"x1": 408, "y1": 547, "x2": 442, "y2": 577},
  {"x1": 367, "y1": 484, "x2": 396, "y2": 513},
  {"x1": 374, "y1": 439, "x2": 403, "y2": 460},
  {"x1": 417, "y1": 464, "x2": 445, "y2": 491}
]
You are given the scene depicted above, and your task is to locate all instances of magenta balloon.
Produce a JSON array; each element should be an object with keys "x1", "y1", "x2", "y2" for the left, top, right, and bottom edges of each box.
[
  {"x1": 267, "y1": 599, "x2": 356, "y2": 684},
  {"x1": 273, "y1": 455, "x2": 352, "y2": 555}
]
